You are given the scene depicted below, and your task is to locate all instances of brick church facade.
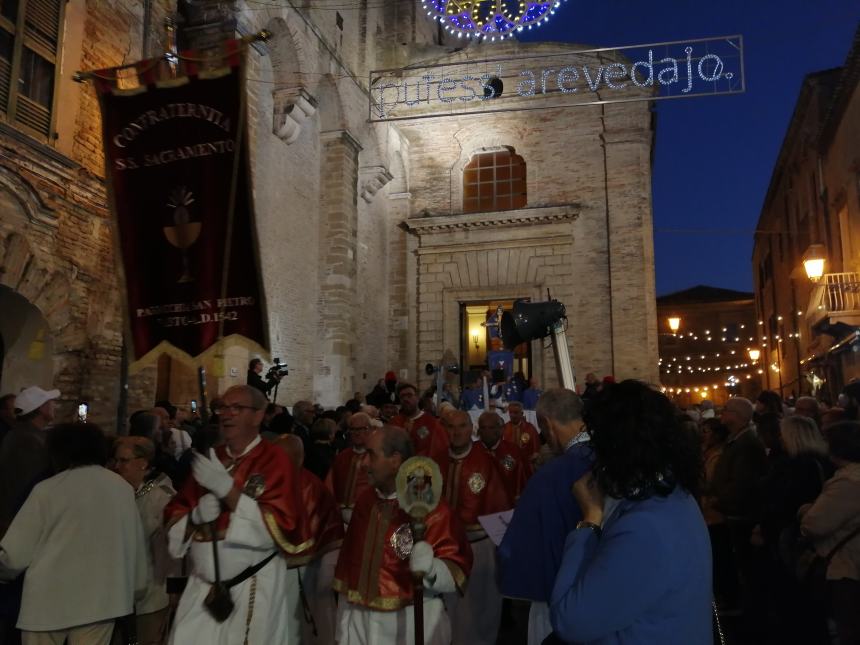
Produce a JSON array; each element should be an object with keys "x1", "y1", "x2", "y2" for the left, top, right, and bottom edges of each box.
[{"x1": 0, "y1": 0, "x2": 658, "y2": 423}]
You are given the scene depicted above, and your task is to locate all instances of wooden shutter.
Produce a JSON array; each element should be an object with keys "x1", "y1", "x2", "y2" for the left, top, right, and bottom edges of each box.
[
  {"x1": 24, "y1": 0, "x2": 60, "y2": 55},
  {"x1": 14, "y1": 0, "x2": 60, "y2": 136},
  {"x1": 0, "y1": 28, "x2": 12, "y2": 112}
]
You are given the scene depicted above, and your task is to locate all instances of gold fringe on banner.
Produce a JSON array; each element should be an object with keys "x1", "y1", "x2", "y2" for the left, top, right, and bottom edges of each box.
[{"x1": 72, "y1": 30, "x2": 271, "y2": 85}]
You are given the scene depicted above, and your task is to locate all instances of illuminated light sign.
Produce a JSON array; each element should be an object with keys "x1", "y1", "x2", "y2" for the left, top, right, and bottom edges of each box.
[
  {"x1": 368, "y1": 35, "x2": 744, "y2": 122},
  {"x1": 422, "y1": 0, "x2": 569, "y2": 41}
]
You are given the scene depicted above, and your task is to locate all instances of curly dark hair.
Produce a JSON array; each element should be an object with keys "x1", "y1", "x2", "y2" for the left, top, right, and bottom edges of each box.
[
  {"x1": 584, "y1": 380, "x2": 703, "y2": 500},
  {"x1": 47, "y1": 422, "x2": 109, "y2": 472}
]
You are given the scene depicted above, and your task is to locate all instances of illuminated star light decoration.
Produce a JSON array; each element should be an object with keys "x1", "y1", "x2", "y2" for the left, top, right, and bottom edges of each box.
[{"x1": 422, "y1": 0, "x2": 568, "y2": 41}]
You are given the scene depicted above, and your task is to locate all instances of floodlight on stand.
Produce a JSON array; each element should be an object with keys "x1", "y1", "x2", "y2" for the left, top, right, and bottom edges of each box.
[
  {"x1": 499, "y1": 298, "x2": 575, "y2": 390},
  {"x1": 499, "y1": 299, "x2": 567, "y2": 349}
]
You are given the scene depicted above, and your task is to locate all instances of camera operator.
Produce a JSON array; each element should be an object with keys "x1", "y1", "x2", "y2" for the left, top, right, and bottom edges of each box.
[{"x1": 246, "y1": 358, "x2": 281, "y2": 399}]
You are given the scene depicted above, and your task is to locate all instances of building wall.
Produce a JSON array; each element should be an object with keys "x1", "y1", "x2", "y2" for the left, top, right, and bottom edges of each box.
[
  {"x1": 396, "y1": 45, "x2": 659, "y2": 390},
  {"x1": 0, "y1": 135, "x2": 124, "y2": 425},
  {"x1": 0, "y1": 0, "x2": 660, "y2": 420},
  {"x1": 0, "y1": 0, "x2": 180, "y2": 426},
  {"x1": 820, "y1": 54, "x2": 860, "y2": 387},
  {"x1": 752, "y1": 36, "x2": 859, "y2": 401}
]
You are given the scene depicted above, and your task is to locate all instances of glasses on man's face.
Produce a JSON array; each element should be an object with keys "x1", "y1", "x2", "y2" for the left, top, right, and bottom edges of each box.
[{"x1": 216, "y1": 403, "x2": 258, "y2": 415}]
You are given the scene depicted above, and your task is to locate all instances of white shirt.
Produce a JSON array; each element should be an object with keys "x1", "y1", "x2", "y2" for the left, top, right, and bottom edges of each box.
[{"x1": 0, "y1": 466, "x2": 148, "y2": 631}]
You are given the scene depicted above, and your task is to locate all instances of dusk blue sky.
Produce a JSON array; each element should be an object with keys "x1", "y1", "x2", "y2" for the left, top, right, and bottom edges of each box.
[{"x1": 518, "y1": 0, "x2": 860, "y2": 296}]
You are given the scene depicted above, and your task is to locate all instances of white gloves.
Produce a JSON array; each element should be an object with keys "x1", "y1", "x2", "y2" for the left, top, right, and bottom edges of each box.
[
  {"x1": 409, "y1": 541, "x2": 434, "y2": 576},
  {"x1": 191, "y1": 493, "x2": 221, "y2": 525},
  {"x1": 409, "y1": 541, "x2": 456, "y2": 593},
  {"x1": 192, "y1": 448, "x2": 234, "y2": 498}
]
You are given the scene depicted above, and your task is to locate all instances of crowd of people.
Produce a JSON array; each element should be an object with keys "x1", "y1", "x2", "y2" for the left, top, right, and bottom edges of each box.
[
  {"x1": 694, "y1": 389, "x2": 860, "y2": 645},
  {"x1": 0, "y1": 369, "x2": 858, "y2": 645}
]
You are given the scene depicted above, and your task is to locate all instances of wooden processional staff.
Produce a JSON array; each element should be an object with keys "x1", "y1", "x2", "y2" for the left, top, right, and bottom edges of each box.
[{"x1": 396, "y1": 456, "x2": 443, "y2": 645}]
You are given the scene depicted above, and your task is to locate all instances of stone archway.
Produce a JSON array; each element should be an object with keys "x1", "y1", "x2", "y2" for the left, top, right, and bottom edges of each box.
[
  {"x1": 0, "y1": 284, "x2": 55, "y2": 396},
  {"x1": 0, "y1": 233, "x2": 71, "y2": 334},
  {"x1": 0, "y1": 175, "x2": 75, "y2": 417}
]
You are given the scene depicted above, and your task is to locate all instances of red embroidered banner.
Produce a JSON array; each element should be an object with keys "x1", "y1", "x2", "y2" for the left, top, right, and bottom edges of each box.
[{"x1": 93, "y1": 42, "x2": 266, "y2": 360}]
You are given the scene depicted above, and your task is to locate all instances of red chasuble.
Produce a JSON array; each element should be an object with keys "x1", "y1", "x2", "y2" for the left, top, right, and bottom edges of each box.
[
  {"x1": 390, "y1": 412, "x2": 449, "y2": 466},
  {"x1": 438, "y1": 444, "x2": 513, "y2": 532},
  {"x1": 333, "y1": 488, "x2": 473, "y2": 610},
  {"x1": 287, "y1": 468, "x2": 345, "y2": 566},
  {"x1": 481, "y1": 439, "x2": 531, "y2": 501},
  {"x1": 164, "y1": 438, "x2": 313, "y2": 556},
  {"x1": 325, "y1": 447, "x2": 370, "y2": 511},
  {"x1": 503, "y1": 420, "x2": 541, "y2": 460}
]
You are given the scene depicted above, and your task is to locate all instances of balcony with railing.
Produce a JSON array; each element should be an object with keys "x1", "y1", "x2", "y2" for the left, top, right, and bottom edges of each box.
[{"x1": 807, "y1": 272, "x2": 860, "y2": 326}]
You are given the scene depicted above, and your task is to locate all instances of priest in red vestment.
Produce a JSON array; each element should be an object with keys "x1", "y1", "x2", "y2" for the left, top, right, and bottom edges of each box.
[
  {"x1": 439, "y1": 410, "x2": 513, "y2": 645},
  {"x1": 276, "y1": 434, "x2": 344, "y2": 644},
  {"x1": 390, "y1": 383, "x2": 449, "y2": 465},
  {"x1": 334, "y1": 426, "x2": 472, "y2": 645},
  {"x1": 163, "y1": 385, "x2": 312, "y2": 645},
  {"x1": 504, "y1": 401, "x2": 541, "y2": 464},
  {"x1": 325, "y1": 412, "x2": 374, "y2": 526},
  {"x1": 477, "y1": 411, "x2": 531, "y2": 500}
]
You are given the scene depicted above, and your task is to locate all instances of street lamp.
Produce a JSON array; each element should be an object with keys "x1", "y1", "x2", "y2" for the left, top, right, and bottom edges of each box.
[
  {"x1": 667, "y1": 316, "x2": 681, "y2": 333},
  {"x1": 747, "y1": 348, "x2": 761, "y2": 363},
  {"x1": 803, "y1": 244, "x2": 826, "y2": 282}
]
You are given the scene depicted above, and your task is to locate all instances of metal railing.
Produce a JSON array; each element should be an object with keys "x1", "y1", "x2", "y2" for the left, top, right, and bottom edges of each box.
[{"x1": 822, "y1": 272, "x2": 860, "y2": 314}]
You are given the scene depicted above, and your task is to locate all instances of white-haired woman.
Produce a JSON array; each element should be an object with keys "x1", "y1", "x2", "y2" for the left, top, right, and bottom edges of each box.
[
  {"x1": 758, "y1": 415, "x2": 833, "y2": 643},
  {"x1": 113, "y1": 436, "x2": 176, "y2": 645},
  {"x1": 761, "y1": 416, "x2": 833, "y2": 541}
]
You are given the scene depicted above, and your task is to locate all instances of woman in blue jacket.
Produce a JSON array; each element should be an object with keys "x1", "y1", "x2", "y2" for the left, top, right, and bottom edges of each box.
[{"x1": 550, "y1": 380, "x2": 713, "y2": 644}]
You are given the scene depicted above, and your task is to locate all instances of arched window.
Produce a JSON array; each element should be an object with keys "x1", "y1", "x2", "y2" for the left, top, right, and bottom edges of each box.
[{"x1": 463, "y1": 148, "x2": 526, "y2": 213}]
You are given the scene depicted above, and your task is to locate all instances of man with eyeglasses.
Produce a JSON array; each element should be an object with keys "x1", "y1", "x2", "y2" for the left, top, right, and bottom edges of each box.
[
  {"x1": 325, "y1": 412, "x2": 374, "y2": 525},
  {"x1": 163, "y1": 385, "x2": 312, "y2": 644}
]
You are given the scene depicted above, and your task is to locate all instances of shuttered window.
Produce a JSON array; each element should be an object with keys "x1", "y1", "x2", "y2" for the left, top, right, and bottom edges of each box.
[{"x1": 0, "y1": 0, "x2": 63, "y2": 139}]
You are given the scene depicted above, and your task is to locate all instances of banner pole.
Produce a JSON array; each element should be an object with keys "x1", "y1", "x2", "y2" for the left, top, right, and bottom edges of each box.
[{"x1": 216, "y1": 47, "x2": 249, "y2": 344}]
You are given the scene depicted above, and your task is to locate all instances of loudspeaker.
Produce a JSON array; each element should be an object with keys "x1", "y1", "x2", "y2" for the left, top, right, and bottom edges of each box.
[{"x1": 500, "y1": 299, "x2": 566, "y2": 349}]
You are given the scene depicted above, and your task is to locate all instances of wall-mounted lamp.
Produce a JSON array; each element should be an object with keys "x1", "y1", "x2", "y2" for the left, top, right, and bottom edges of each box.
[
  {"x1": 667, "y1": 316, "x2": 681, "y2": 333},
  {"x1": 473, "y1": 333, "x2": 480, "y2": 350},
  {"x1": 747, "y1": 348, "x2": 761, "y2": 363},
  {"x1": 803, "y1": 244, "x2": 826, "y2": 282}
]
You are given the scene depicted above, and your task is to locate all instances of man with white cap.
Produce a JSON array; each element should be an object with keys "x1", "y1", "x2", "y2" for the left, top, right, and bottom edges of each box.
[{"x1": 0, "y1": 386, "x2": 60, "y2": 536}]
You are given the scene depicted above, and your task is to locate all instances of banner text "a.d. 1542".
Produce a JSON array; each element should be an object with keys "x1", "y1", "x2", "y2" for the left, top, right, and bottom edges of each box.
[{"x1": 369, "y1": 35, "x2": 744, "y2": 122}]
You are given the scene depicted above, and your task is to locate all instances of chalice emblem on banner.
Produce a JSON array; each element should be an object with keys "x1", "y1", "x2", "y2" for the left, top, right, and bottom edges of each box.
[{"x1": 163, "y1": 187, "x2": 201, "y2": 283}]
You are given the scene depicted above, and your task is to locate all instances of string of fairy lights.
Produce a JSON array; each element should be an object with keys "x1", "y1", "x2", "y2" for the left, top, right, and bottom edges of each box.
[
  {"x1": 658, "y1": 308, "x2": 814, "y2": 396},
  {"x1": 421, "y1": 0, "x2": 568, "y2": 41}
]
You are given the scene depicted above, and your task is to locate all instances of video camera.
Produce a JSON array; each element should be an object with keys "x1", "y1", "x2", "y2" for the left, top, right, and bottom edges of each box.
[{"x1": 267, "y1": 357, "x2": 289, "y2": 380}]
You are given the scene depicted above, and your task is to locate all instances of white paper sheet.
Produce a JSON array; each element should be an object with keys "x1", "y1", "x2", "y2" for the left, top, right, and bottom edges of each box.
[{"x1": 478, "y1": 509, "x2": 515, "y2": 546}]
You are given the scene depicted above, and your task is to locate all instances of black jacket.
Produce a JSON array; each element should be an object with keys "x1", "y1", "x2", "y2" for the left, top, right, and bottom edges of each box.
[
  {"x1": 711, "y1": 426, "x2": 768, "y2": 521},
  {"x1": 247, "y1": 370, "x2": 275, "y2": 398}
]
